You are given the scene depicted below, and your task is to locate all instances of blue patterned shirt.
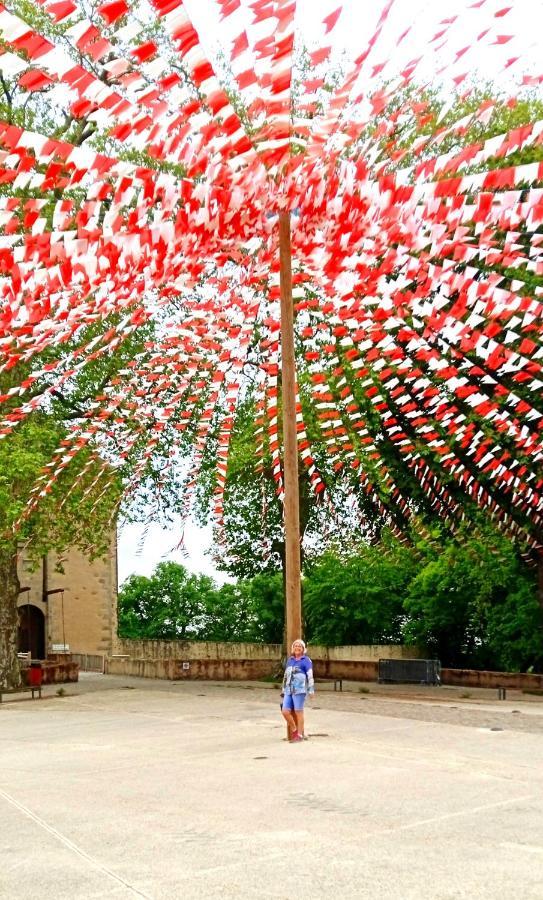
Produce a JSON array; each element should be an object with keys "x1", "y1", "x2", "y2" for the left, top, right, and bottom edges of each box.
[{"x1": 282, "y1": 655, "x2": 315, "y2": 696}]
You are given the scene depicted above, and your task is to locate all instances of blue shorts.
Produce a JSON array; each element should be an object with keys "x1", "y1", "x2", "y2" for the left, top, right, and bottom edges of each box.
[{"x1": 282, "y1": 693, "x2": 306, "y2": 712}]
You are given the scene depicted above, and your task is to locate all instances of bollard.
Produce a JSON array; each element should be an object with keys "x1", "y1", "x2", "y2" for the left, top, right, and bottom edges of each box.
[{"x1": 498, "y1": 686, "x2": 506, "y2": 700}]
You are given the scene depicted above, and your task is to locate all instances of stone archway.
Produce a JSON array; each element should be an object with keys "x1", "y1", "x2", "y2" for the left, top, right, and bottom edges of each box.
[{"x1": 18, "y1": 605, "x2": 46, "y2": 661}]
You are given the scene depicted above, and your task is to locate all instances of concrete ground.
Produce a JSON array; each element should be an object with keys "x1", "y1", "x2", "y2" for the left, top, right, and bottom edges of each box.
[{"x1": 2, "y1": 675, "x2": 543, "y2": 900}]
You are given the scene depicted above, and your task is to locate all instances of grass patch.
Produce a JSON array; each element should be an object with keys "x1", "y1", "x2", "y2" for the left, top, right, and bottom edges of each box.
[
  {"x1": 358, "y1": 687, "x2": 370, "y2": 694},
  {"x1": 460, "y1": 691, "x2": 472, "y2": 699},
  {"x1": 522, "y1": 689, "x2": 543, "y2": 696},
  {"x1": 56, "y1": 687, "x2": 66, "y2": 697}
]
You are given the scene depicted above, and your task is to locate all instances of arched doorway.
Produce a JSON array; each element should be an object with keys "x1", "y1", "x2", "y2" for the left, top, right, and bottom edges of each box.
[{"x1": 18, "y1": 605, "x2": 46, "y2": 661}]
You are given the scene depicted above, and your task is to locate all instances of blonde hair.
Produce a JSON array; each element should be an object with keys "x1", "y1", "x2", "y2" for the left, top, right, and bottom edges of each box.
[{"x1": 291, "y1": 639, "x2": 306, "y2": 652}]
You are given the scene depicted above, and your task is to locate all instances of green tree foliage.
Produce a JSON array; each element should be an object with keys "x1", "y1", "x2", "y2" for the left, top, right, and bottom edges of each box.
[
  {"x1": 303, "y1": 535, "x2": 417, "y2": 646},
  {"x1": 117, "y1": 530, "x2": 542, "y2": 673},
  {"x1": 303, "y1": 526, "x2": 542, "y2": 670},
  {"x1": 202, "y1": 583, "x2": 257, "y2": 642},
  {"x1": 484, "y1": 580, "x2": 543, "y2": 673},
  {"x1": 403, "y1": 522, "x2": 542, "y2": 671},
  {"x1": 118, "y1": 562, "x2": 284, "y2": 644},
  {"x1": 195, "y1": 388, "x2": 375, "y2": 580},
  {"x1": 118, "y1": 562, "x2": 216, "y2": 640},
  {"x1": 242, "y1": 572, "x2": 284, "y2": 644},
  {"x1": 195, "y1": 393, "x2": 285, "y2": 580}
]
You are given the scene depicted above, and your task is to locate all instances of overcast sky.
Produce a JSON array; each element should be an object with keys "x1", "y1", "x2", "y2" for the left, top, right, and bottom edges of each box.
[{"x1": 118, "y1": 517, "x2": 227, "y2": 584}]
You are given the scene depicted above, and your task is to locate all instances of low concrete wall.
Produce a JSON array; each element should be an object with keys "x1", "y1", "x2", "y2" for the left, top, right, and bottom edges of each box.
[
  {"x1": 105, "y1": 656, "x2": 277, "y2": 680},
  {"x1": 114, "y1": 639, "x2": 281, "y2": 661},
  {"x1": 113, "y1": 639, "x2": 417, "y2": 664},
  {"x1": 106, "y1": 641, "x2": 417, "y2": 682},
  {"x1": 105, "y1": 646, "x2": 543, "y2": 690},
  {"x1": 105, "y1": 655, "x2": 380, "y2": 683},
  {"x1": 312, "y1": 645, "x2": 422, "y2": 662},
  {"x1": 23, "y1": 661, "x2": 79, "y2": 685},
  {"x1": 314, "y1": 660, "x2": 378, "y2": 681},
  {"x1": 442, "y1": 668, "x2": 543, "y2": 691}
]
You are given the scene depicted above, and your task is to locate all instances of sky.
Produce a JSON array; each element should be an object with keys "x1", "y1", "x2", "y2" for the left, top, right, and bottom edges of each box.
[
  {"x1": 118, "y1": 0, "x2": 542, "y2": 586},
  {"x1": 117, "y1": 517, "x2": 229, "y2": 584}
]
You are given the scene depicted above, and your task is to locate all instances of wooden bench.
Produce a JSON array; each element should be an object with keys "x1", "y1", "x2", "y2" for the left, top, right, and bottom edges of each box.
[
  {"x1": 315, "y1": 677, "x2": 343, "y2": 692},
  {"x1": 0, "y1": 685, "x2": 42, "y2": 703}
]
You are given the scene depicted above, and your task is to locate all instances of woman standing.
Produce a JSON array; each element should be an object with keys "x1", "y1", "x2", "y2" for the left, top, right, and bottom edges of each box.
[{"x1": 281, "y1": 639, "x2": 315, "y2": 742}]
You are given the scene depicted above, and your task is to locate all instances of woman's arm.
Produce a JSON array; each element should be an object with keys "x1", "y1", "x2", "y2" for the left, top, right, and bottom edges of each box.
[
  {"x1": 305, "y1": 658, "x2": 315, "y2": 694},
  {"x1": 282, "y1": 658, "x2": 291, "y2": 692}
]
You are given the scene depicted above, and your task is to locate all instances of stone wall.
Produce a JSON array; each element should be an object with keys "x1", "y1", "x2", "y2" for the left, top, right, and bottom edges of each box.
[
  {"x1": 311, "y1": 645, "x2": 422, "y2": 662},
  {"x1": 313, "y1": 660, "x2": 379, "y2": 681},
  {"x1": 22, "y1": 660, "x2": 79, "y2": 685},
  {"x1": 106, "y1": 640, "x2": 422, "y2": 680},
  {"x1": 105, "y1": 640, "x2": 543, "y2": 690},
  {"x1": 113, "y1": 639, "x2": 281, "y2": 661},
  {"x1": 17, "y1": 533, "x2": 118, "y2": 658},
  {"x1": 112, "y1": 639, "x2": 420, "y2": 664},
  {"x1": 442, "y1": 668, "x2": 543, "y2": 691},
  {"x1": 51, "y1": 536, "x2": 118, "y2": 656},
  {"x1": 105, "y1": 657, "x2": 278, "y2": 680}
]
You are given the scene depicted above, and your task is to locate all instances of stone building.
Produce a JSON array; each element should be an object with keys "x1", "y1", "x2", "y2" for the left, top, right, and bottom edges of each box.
[{"x1": 16, "y1": 534, "x2": 119, "y2": 662}]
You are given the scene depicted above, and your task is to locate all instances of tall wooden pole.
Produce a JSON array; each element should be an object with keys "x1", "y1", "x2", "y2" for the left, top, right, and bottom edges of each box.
[{"x1": 279, "y1": 211, "x2": 302, "y2": 652}]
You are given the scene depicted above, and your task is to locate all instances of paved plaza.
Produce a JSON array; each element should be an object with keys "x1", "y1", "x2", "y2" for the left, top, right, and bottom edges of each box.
[{"x1": 2, "y1": 674, "x2": 543, "y2": 899}]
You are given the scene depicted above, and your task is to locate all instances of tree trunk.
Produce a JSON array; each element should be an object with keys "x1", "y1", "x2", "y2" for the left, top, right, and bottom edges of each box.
[{"x1": 0, "y1": 543, "x2": 21, "y2": 689}]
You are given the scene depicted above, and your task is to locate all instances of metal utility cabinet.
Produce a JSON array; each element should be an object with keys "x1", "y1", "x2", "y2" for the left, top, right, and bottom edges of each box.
[{"x1": 378, "y1": 658, "x2": 441, "y2": 685}]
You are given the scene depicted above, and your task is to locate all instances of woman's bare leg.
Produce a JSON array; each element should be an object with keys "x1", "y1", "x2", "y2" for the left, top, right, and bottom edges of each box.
[
  {"x1": 282, "y1": 708, "x2": 297, "y2": 739},
  {"x1": 294, "y1": 709, "x2": 305, "y2": 739}
]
